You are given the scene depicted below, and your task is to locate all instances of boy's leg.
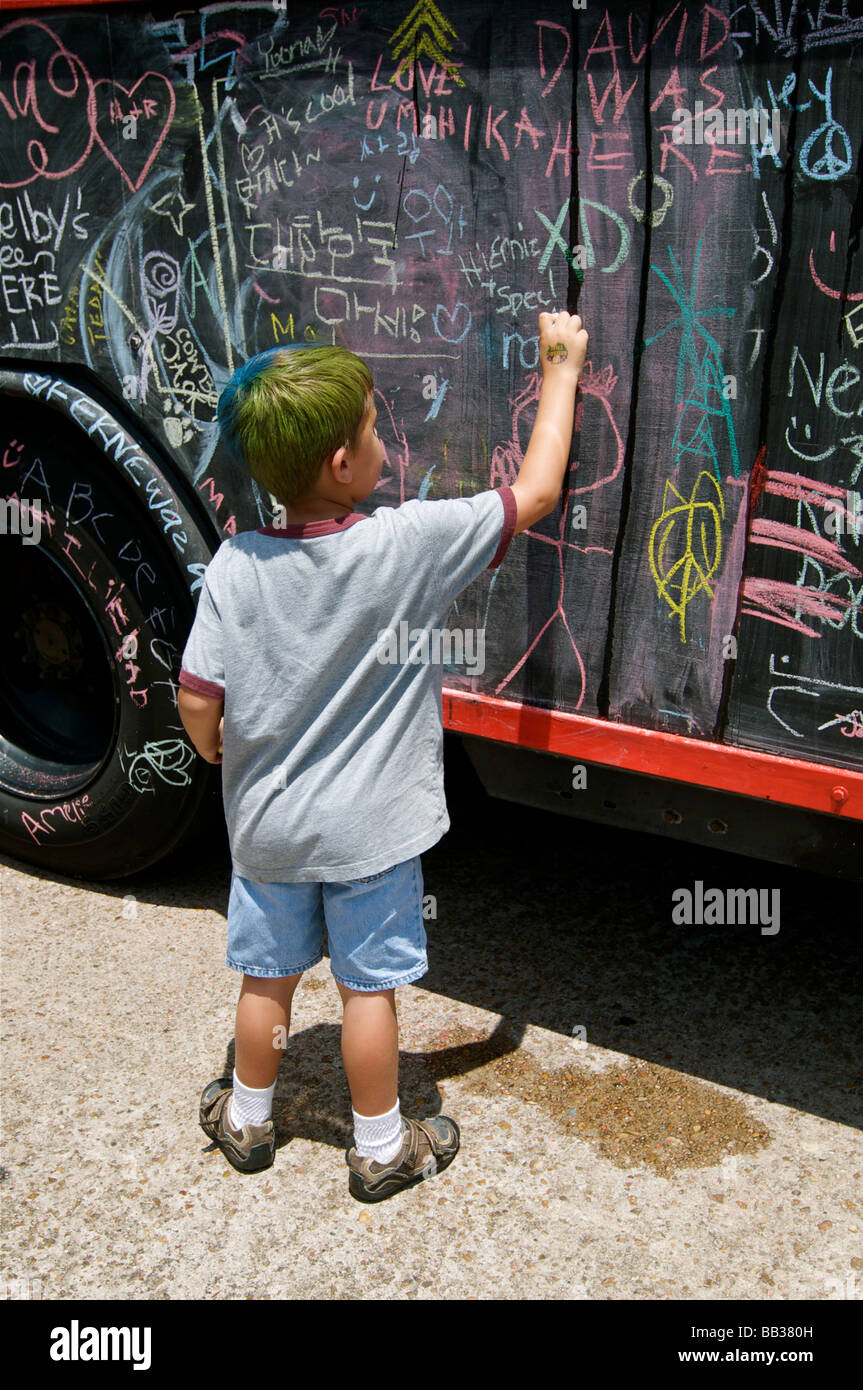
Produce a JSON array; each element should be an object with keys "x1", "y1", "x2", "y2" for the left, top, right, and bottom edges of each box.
[
  {"x1": 234, "y1": 972, "x2": 303, "y2": 1090},
  {"x1": 335, "y1": 981, "x2": 399, "y2": 1117}
]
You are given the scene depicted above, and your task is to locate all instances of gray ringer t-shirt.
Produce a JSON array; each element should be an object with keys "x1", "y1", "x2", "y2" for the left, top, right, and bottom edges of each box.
[{"x1": 179, "y1": 486, "x2": 517, "y2": 881}]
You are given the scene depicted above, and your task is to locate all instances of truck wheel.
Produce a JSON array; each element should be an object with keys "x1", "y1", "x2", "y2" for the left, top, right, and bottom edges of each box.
[{"x1": 0, "y1": 372, "x2": 221, "y2": 880}]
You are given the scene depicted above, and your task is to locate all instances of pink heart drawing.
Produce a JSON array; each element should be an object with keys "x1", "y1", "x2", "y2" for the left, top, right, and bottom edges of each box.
[{"x1": 89, "y1": 73, "x2": 177, "y2": 193}]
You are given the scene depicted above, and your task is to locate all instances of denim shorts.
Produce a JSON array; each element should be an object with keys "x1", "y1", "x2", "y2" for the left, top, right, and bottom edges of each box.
[{"x1": 225, "y1": 856, "x2": 428, "y2": 991}]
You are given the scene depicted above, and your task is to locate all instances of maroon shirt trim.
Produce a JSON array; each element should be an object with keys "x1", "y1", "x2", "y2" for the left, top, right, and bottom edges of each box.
[
  {"x1": 179, "y1": 668, "x2": 225, "y2": 699},
  {"x1": 257, "y1": 492, "x2": 516, "y2": 564},
  {"x1": 488, "y1": 486, "x2": 517, "y2": 570},
  {"x1": 257, "y1": 512, "x2": 369, "y2": 537}
]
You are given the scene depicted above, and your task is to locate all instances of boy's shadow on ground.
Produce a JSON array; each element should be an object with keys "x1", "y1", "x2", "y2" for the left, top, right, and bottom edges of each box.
[
  {"x1": 208, "y1": 1015, "x2": 526, "y2": 1156},
  {"x1": 8, "y1": 736, "x2": 860, "y2": 1143}
]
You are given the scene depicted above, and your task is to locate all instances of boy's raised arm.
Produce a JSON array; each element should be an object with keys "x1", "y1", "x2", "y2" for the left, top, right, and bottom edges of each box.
[{"x1": 511, "y1": 311, "x2": 589, "y2": 535}]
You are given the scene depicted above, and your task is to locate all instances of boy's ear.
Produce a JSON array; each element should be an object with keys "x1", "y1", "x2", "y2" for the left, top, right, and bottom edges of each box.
[{"x1": 328, "y1": 444, "x2": 351, "y2": 481}]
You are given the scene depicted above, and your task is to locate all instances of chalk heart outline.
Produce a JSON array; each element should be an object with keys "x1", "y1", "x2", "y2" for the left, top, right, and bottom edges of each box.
[
  {"x1": 90, "y1": 73, "x2": 177, "y2": 193},
  {"x1": 432, "y1": 300, "x2": 471, "y2": 344}
]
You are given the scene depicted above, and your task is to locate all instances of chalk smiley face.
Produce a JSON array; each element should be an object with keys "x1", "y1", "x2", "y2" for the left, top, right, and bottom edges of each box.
[{"x1": 808, "y1": 228, "x2": 863, "y2": 304}]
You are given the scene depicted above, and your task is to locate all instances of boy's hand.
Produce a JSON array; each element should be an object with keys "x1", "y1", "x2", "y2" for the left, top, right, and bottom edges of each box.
[
  {"x1": 198, "y1": 718, "x2": 222, "y2": 764},
  {"x1": 202, "y1": 717, "x2": 224, "y2": 764},
  {"x1": 510, "y1": 310, "x2": 590, "y2": 534},
  {"x1": 538, "y1": 310, "x2": 588, "y2": 380},
  {"x1": 178, "y1": 688, "x2": 224, "y2": 763}
]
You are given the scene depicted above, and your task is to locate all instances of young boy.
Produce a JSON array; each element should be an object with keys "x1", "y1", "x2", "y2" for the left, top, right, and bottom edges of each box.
[{"x1": 178, "y1": 310, "x2": 588, "y2": 1202}]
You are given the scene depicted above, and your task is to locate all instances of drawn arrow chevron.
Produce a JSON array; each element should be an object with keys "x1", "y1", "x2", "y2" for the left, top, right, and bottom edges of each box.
[{"x1": 389, "y1": 0, "x2": 465, "y2": 86}]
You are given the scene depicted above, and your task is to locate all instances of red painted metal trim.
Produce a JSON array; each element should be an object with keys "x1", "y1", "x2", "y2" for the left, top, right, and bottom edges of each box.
[
  {"x1": 1, "y1": 1, "x2": 137, "y2": 9},
  {"x1": 442, "y1": 688, "x2": 863, "y2": 822}
]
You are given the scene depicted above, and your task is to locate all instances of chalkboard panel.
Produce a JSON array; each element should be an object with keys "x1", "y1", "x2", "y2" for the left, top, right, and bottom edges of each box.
[{"x1": 1, "y1": 0, "x2": 861, "y2": 771}]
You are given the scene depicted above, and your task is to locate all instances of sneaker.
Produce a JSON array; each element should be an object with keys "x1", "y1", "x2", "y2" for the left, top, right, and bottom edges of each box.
[
  {"x1": 346, "y1": 1114, "x2": 460, "y2": 1203},
  {"x1": 199, "y1": 1077, "x2": 275, "y2": 1173}
]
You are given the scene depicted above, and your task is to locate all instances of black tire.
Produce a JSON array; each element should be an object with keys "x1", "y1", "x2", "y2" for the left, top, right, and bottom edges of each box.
[{"x1": 0, "y1": 371, "x2": 221, "y2": 880}]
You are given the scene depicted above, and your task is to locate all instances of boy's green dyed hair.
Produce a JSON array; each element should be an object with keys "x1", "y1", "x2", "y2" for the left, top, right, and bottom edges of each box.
[{"x1": 217, "y1": 345, "x2": 374, "y2": 504}]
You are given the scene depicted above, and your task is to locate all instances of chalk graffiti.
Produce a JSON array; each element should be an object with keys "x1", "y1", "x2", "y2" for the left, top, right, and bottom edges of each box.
[
  {"x1": 387, "y1": 1, "x2": 465, "y2": 89},
  {"x1": 0, "y1": 21, "x2": 177, "y2": 192},
  {"x1": 91, "y1": 73, "x2": 177, "y2": 193},
  {"x1": 731, "y1": 460, "x2": 863, "y2": 640},
  {"x1": 138, "y1": 251, "x2": 180, "y2": 404},
  {"x1": 122, "y1": 738, "x2": 196, "y2": 793},
  {"x1": 488, "y1": 368, "x2": 617, "y2": 704},
  {"x1": 0, "y1": 21, "x2": 94, "y2": 189},
  {"x1": 646, "y1": 240, "x2": 740, "y2": 482},
  {"x1": 767, "y1": 653, "x2": 863, "y2": 740},
  {"x1": 21, "y1": 795, "x2": 90, "y2": 844},
  {"x1": 792, "y1": 68, "x2": 852, "y2": 182},
  {"x1": 649, "y1": 470, "x2": 725, "y2": 642},
  {"x1": 0, "y1": 0, "x2": 860, "y2": 785}
]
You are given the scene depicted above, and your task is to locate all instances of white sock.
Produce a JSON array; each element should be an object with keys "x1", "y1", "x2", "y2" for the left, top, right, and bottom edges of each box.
[
  {"x1": 229, "y1": 1070, "x2": 276, "y2": 1130},
  {"x1": 353, "y1": 1100, "x2": 405, "y2": 1163}
]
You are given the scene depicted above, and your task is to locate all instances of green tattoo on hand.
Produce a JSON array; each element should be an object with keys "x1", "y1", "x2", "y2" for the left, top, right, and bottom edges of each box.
[{"x1": 546, "y1": 342, "x2": 568, "y2": 362}]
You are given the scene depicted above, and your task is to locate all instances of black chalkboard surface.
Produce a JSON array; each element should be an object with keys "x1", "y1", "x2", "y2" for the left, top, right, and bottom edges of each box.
[{"x1": 2, "y1": 0, "x2": 862, "y2": 779}]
